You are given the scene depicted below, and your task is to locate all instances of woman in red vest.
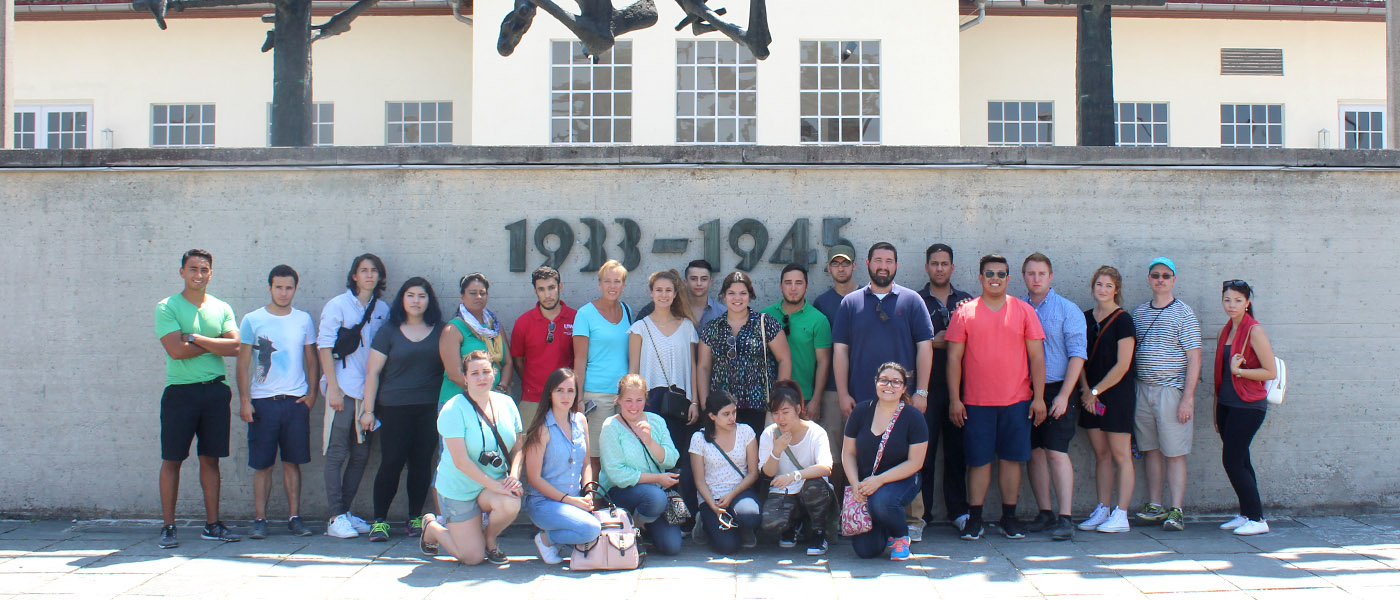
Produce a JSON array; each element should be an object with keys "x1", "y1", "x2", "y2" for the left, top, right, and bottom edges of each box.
[{"x1": 1213, "y1": 280, "x2": 1277, "y2": 536}]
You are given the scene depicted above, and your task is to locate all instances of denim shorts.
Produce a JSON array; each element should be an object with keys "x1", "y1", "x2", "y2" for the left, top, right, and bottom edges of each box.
[{"x1": 437, "y1": 492, "x2": 482, "y2": 523}]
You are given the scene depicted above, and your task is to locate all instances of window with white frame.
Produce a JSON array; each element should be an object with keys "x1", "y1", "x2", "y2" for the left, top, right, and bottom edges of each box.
[
  {"x1": 799, "y1": 40, "x2": 880, "y2": 144},
  {"x1": 987, "y1": 101, "x2": 1053, "y2": 146},
  {"x1": 386, "y1": 102, "x2": 452, "y2": 146},
  {"x1": 676, "y1": 40, "x2": 757, "y2": 144},
  {"x1": 551, "y1": 40, "x2": 632, "y2": 144},
  {"x1": 13, "y1": 104, "x2": 93, "y2": 149},
  {"x1": 1340, "y1": 104, "x2": 1384, "y2": 150},
  {"x1": 1116, "y1": 102, "x2": 1169, "y2": 147},
  {"x1": 152, "y1": 104, "x2": 216, "y2": 147},
  {"x1": 267, "y1": 102, "x2": 334, "y2": 146},
  {"x1": 1220, "y1": 104, "x2": 1282, "y2": 148}
]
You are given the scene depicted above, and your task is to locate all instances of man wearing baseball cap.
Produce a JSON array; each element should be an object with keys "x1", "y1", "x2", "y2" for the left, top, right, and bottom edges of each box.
[
  {"x1": 811, "y1": 244, "x2": 859, "y2": 481},
  {"x1": 1129, "y1": 257, "x2": 1201, "y2": 532}
]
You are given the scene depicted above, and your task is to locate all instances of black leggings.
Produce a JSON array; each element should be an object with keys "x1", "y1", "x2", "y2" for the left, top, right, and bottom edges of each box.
[
  {"x1": 372, "y1": 403, "x2": 438, "y2": 522},
  {"x1": 1217, "y1": 404, "x2": 1266, "y2": 521}
]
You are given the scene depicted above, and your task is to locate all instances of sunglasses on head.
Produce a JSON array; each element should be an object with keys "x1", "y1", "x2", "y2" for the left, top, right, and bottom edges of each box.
[{"x1": 1222, "y1": 279, "x2": 1251, "y2": 295}]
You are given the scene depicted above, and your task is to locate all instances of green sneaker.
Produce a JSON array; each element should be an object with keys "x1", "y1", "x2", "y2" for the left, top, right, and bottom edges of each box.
[
  {"x1": 1163, "y1": 507, "x2": 1185, "y2": 531},
  {"x1": 406, "y1": 517, "x2": 423, "y2": 538},
  {"x1": 1135, "y1": 503, "x2": 1168, "y2": 522},
  {"x1": 368, "y1": 520, "x2": 390, "y2": 542}
]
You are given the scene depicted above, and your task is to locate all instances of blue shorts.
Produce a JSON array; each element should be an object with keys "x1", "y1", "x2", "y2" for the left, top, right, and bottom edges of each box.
[
  {"x1": 964, "y1": 400, "x2": 1032, "y2": 466},
  {"x1": 247, "y1": 395, "x2": 312, "y2": 470}
]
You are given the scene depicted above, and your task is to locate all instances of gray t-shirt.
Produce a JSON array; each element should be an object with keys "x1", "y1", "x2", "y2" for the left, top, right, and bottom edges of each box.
[
  {"x1": 1131, "y1": 299, "x2": 1202, "y2": 390},
  {"x1": 370, "y1": 322, "x2": 445, "y2": 406}
]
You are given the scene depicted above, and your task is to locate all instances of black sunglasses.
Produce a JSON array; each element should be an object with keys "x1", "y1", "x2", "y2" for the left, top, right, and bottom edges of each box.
[
  {"x1": 982, "y1": 270, "x2": 1009, "y2": 279},
  {"x1": 546, "y1": 321, "x2": 556, "y2": 344},
  {"x1": 874, "y1": 301, "x2": 891, "y2": 322},
  {"x1": 781, "y1": 313, "x2": 791, "y2": 334},
  {"x1": 1222, "y1": 279, "x2": 1251, "y2": 295}
]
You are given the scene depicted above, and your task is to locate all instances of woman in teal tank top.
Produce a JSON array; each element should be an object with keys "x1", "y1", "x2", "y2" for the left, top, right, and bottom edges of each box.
[{"x1": 440, "y1": 274, "x2": 513, "y2": 403}]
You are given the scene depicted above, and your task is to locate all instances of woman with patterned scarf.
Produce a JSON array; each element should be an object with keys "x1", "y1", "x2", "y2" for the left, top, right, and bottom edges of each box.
[{"x1": 440, "y1": 273, "x2": 515, "y2": 406}]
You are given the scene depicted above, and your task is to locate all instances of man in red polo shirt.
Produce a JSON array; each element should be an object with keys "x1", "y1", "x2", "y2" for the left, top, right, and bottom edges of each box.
[{"x1": 510, "y1": 266, "x2": 577, "y2": 426}]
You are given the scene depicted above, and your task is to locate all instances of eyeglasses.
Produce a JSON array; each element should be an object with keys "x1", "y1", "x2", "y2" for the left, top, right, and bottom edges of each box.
[
  {"x1": 876, "y1": 378, "x2": 905, "y2": 387},
  {"x1": 874, "y1": 301, "x2": 891, "y2": 322},
  {"x1": 1150, "y1": 272, "x2": 1174, "y2": 280},
  {"x1": 546, "y1": 321, "x2": 556, "y2": 344},
  {"x1": 982, "y1": 270, "x2": 1009, "y2": 279},
  {"x1": 781, "y1": 313, "x2": 791, "y2": 334}
]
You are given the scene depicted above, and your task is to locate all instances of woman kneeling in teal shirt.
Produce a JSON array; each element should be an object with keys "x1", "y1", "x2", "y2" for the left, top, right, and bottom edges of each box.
[{"x1": 599, "y1": 374, "x2": 683, "y2": 555}]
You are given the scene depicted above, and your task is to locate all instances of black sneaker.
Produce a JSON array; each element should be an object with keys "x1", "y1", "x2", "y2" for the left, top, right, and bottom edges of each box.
[
  {"x1": 158, "y1": 525, "x2": 179, "y2": 549},
  {"x1": 484, "y1": 546, "x2": 508, "y2": 565},
  {"x1": 1000, "y1": 516, "x2": 1026, "y2": 539},
  {"x1": 201, "y1": 521, "x2": 241, "y2": 542},
  {"x1": 1051, "y1": 515, "x2": 1075, "y2": 541},
  {"x1": 288, "y1": 516, "x2": 312, "y2": 537},
  {"x1": 249, "y1": 519, "x2": 268, "y2": 539},
  {"x1": 806, "y1": 530, "x2": 828, "y2": 556},
  {"x1": 779, "y1": 528, "x2": 798, "y2": 549},
  {"x1": 368, "y1": 520, "x2": 390, "y2": 542},
  {"x1": 959, "y1": 517, "x2": 984, "y2": 541},
  {"x1": 1025, "y1": 511, "x2": 1056, "y2": 533}
]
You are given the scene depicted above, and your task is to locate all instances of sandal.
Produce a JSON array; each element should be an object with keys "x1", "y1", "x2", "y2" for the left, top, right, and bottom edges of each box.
[{"x1": 419, "y1": 513, "x2": 439, "y2": 556}]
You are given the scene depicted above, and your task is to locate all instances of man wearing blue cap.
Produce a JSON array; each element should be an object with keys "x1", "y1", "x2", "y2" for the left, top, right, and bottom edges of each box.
[{"x1": 1129, "y1": 257, "x2": 1201, "y2": 532}]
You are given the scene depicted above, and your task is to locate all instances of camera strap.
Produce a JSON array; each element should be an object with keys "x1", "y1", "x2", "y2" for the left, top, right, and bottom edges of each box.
[{"x1": 469, "y1": 395, "x2": 514, "y2": 468}]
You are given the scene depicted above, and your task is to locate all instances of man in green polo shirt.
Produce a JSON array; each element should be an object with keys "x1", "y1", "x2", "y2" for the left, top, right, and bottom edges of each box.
[
  {"x1": 153, "y1": 249, "x2": 242, "y2": 549},
  {"x1": 760, "y1": 263, "x2": 832, "y2": 415}
]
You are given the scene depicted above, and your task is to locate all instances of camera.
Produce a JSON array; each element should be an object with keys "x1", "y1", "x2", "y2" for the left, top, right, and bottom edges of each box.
[{"x1": 478, "y1": 450, "x2": 504, "y2": 468}]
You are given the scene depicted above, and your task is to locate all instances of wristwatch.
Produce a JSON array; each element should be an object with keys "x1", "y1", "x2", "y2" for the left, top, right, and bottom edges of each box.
[
  {"x1": 793, "y1": 471, "x2": 804, "y2": 483},
  {"x1": 183, "y1": 333, "x2": 195, "y2": 344},
  {"x1": 1090, "y1": 388, "x2": 1100, "y2": 397},
  {"x1": 915, "y1": 389, "x2": 929, "y2": 398}
]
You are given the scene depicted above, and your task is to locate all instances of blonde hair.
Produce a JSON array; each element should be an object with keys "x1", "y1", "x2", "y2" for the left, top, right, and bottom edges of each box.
[
  {"x1": 597, "y1": 259, "x2": 628, "y2": 281},
  {"x1": 616, "y1": 373, "x2": 648, "y2": 397},
  {"x1": 1091, "y1": 265, "x2": 1124, "y2": 306}
]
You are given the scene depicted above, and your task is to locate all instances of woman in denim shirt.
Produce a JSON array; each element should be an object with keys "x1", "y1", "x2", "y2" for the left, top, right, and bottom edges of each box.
[
  {"x1": 523, "y1": 368, "x2": 599, "y2": 564},
  {"x1": 599, "y1": 374, "x2": 682, "y2": 555}
]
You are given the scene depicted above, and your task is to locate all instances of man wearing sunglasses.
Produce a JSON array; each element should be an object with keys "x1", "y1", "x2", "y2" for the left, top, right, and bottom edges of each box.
[
  {"x1": 510, "y1": 266, "x2": 576, "y2": 426},
  {"x1": 1129, "y1": 257, "x2": 1202, "y2": 532},
  {"x1": 946, "y1": 253, "x2": 1047, "y2": 541}
]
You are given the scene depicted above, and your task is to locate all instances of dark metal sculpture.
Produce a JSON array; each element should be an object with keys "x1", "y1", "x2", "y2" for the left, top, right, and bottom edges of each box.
[{"x1": 499, "y1": 0, "x2": 771, "y2": 61}]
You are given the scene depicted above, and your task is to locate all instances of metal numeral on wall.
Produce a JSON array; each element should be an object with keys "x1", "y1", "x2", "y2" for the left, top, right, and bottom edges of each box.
[
  {"x1": 699, "y1": 219, "x2": 722, "y2": 272},
  {"x1": 614, "y1": 218, "x2": 641, "y2": 272},
  {"x1": 823, "y1": 217, "x2": 853, "y2": 250},
  {"x1": 578, "y1": 217, "x2": 608, "y2": 273},
  {"x1": 533, "y1": 218, "x2": 575, "y2": 269},
  {"x1": 505, "y1": 219, "x2": 528, "y2": 272},
  {"x1": 769, "y1": 218, "x2": 816, "y2": 265},
  {"x1": 728, "y1": 218, "x2": 769, "y2": 272}
]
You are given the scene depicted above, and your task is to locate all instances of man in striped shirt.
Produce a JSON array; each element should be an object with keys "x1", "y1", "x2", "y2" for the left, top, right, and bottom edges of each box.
[{"x1": 1130, "y1": 257, "x2": 1202, "y2": 532}]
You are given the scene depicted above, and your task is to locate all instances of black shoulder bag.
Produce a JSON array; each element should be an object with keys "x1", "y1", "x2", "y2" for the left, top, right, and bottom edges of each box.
[{"x1": 331, "y1": 296, "x2": 377, "y2": 367}]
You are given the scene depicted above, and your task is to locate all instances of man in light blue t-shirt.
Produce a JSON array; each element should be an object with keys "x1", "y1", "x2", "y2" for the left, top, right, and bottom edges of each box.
[{"x1": 236, "y1": 265, "x2": 319, "y2": 540}]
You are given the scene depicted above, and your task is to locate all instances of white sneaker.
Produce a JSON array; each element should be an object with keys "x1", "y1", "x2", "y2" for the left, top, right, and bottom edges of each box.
[
  {"x1": 1233, "y1": 520, "x2": 1269, "y2": 536},
  {"x1": 1096, "y1": 508, "x2": 1131, "y2": 533},
  {"x1": 1220, "y1": 515, "x2": 1249, "y2": 530},
  {"x1": 1078, "y1": 504, "x2": 1110, "y2": 531},
  {"x1": 346, "y1": 513, "x2": 372, "y2": 534},
  {"x1": 953, "y1": 514, "x2": 970, "y2": 530},
  {"x1": 908, "y1": 524, "x2": 924, "y2": 543},
  {"x1": 534, "y1": 532, "x2": 563, "y2": 564},
  {"x1": 325, "y1": 514, "x2": 358, "y2": 539}
]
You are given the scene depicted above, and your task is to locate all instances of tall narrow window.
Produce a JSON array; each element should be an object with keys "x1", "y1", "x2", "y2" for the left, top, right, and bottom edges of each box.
[
  {"x1": 799, "y1": 40, "x2": 880, "y2": 144},
  {"x1": 386, "y1": 102, "x2": 453, "y2": 146},
  {"x1": 676, "y1": 40, "x2": 757, "y2": 144},
  {"x1": 152, "y1": 104, "x2": 216, "y2": 148},
  {"x1": 551, "y1": 40, "x2": 632, "y2": 144},
  {"x1": 1220, "y1": 104, "x2": 1282, "y2": 148}
]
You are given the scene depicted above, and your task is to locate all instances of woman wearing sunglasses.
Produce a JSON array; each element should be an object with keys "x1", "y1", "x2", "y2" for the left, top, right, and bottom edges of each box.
[
  {"x1": 696, "y1": 271, "x2": 793, "y2": 437},
  {"x1": 690, "y1": 390, "x2": 761, "y2": 554},
  {"x1": 1213, "y1": 280, "x2": 1277, "y2": 536},
  {"x1": 421, "y1": 350, "x2": 524, "y2": 565},
  {"x1": 522, "y1": 368, "x2": 599, "y2": 565},
  {"x1": 842, "y1": 362, "x2": 928, "y2": 561},
  {"x1": 440, "y1": 273, "x2": 513, "y2": 406}
]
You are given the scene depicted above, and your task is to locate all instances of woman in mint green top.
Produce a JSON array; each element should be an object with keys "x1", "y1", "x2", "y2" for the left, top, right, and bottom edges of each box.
[
  {"x1": 440, "y1": 274, "x2": 513, "y2": 404},
  {"x1": 599, "y1": 374, "x2": 683, "y2": 555},
  {"x1": 421, "y1": 351, "x2": 522, "y2": 566}
]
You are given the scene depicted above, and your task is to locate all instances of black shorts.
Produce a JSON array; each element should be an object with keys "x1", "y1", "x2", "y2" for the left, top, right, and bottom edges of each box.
[
  {"x1": 1031, "y1": 381, "x2": 1079, "y2": 453},
  {"x1": 160, "y1": 377, "x2": 231, "y2": 461},
  {"x1": 1078, "y1": 387, "x2": 1136, "y2": 435},
  {"x1": 247, "y1": 395, "x2": 312, "y2": 470}
]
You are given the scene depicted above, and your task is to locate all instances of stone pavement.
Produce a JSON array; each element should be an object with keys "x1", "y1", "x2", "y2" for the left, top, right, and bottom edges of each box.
[{"x1": 1, "y1": 515, "x2": 1398, "y2": 599}]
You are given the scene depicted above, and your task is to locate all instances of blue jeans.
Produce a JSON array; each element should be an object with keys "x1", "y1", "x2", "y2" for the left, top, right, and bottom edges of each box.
[
  {"x1": 699, "y1": 490, "x2": 761, "y2": 554},
  {"x1": 851, "y1": 474, "x2": 920, "y2": 559},
  {"x1": 608, "y1": 483, "x2": 683, "y2": 556},
  {"x1": 526, "y1": 495, "x2": 601, "y2": 546}
]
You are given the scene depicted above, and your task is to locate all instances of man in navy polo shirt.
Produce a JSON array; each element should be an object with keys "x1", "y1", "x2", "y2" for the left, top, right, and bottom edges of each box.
[{"x1": 831, "y1": 242, "x2": 935, "y2": 539}]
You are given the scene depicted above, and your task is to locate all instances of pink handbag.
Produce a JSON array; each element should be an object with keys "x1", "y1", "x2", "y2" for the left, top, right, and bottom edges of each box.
[
  {"x1": 570, "y1": 483, "x2": 642, "y2": 571},
  {"x1": 840, "y1": 402, "x2": 906, "y2": 537}
]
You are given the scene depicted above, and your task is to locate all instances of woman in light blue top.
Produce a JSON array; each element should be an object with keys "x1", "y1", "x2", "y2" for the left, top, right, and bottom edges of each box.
[
  {"x1": 599, "y1": 374, "x2": 683, "y2": 555},
  {"x1": 421, "y1": 351, "x2": 522, "y2": 566},
  {"x1": 573, "y1": 259, "x2": 634, "y2": 463},
  {"x1": 523, "y1": 368, "x2": 599, "y2": 565}
]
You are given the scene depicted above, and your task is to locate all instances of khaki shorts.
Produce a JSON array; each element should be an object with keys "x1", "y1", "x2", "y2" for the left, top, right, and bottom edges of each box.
[
  {"x1": 517, "y1": 399, "x2": 541, "y2": 434},
  {"x1": 583, "y1": 391, "x2": 617, "y2": 458},
  {"x1": 1133, "y1": 381, "x2": 1194, "y2": 458},
  {"x1": 817, "y1": 391, "x2": 845, "y2": 461}
]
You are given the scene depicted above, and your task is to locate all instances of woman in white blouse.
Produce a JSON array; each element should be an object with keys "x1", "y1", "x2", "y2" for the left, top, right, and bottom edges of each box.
[
  {"x1": 758, "y1": 380, "x2": 835, "y2": 556},
  {"x1": 689, "y1": 390, "x2": 760, "y2": 554},
  {"x1": 628, "y1": 269, "x2": 700, "y2": 513}
]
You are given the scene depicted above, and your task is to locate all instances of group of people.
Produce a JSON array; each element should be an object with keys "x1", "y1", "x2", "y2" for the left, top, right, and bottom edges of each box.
[{"x1": 153, "y1": 241, "x2": 1277, "y2": 564}]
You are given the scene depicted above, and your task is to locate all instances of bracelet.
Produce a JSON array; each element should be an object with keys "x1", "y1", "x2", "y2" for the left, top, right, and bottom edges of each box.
[
  {"x1": 559, "y1": 491, "x2": 568, "y2": 502},
  {"x1": 770, "y1": 452, "x2": 782, "y2": 462}
]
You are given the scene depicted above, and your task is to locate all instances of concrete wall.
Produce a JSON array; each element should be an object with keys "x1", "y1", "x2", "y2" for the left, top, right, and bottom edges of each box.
[
  {"x1": 960, "y1": 15, "x2": 1387, "y2": 148},
  {"x1": 1, "y1": 146, "x2": 1397, "y2": 519}
]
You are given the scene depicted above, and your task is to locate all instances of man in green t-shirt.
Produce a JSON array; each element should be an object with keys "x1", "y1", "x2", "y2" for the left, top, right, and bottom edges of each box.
[
  {"x1": 153, "y1": 249, "x2": 242, "y2": 549},
  {"x1": 760, "y1": 263, "x2": 832, "y2": 416}
]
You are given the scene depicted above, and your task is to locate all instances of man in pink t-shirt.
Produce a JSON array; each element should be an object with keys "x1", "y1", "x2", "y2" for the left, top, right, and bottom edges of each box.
[{"x1": 945, "y1": 253, "x2": 1047, "y2": 542}]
